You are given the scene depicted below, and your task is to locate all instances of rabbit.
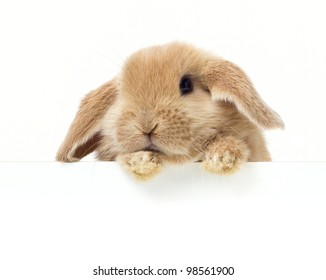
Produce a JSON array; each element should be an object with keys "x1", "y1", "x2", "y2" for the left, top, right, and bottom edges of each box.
[{"x1": 56, "y1": 42, "x2": 284, "y2": 180}]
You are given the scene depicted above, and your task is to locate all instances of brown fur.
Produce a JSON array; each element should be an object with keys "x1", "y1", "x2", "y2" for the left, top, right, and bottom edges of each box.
[{"x1": 56, "y1": 42, "x2": 284, "y2": 180}]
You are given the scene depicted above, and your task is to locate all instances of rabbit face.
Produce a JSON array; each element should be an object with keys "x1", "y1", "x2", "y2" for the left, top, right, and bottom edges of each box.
[{"x1": 102, "y1": 44, "x2": 219, "y2": 157}]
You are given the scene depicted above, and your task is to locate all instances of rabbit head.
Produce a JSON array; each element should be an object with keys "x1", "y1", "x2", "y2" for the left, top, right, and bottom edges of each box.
[{"x1": 56, "y1": 42, "x2": 283, "y2": 163}]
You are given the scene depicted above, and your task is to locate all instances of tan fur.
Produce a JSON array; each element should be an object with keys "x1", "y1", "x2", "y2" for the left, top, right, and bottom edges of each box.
[{"x1": 56, "y1": 42, "x2": 283, "y2": 180}]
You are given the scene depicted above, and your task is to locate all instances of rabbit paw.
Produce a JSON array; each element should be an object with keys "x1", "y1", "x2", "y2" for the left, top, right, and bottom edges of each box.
[
  {"x1": 202, "y1": 136, "x2": 249, "y2": 175},
  {"x1": 117, "y1": 151, "x2": 163, "y2": 180}
]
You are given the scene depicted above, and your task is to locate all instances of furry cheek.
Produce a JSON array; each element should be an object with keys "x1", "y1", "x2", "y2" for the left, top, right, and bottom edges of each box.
[
  {"x1": 101, "y1": 106, "x2": 146, "y2": 153},
  {"x1": 150, "y1": 109, "x2": 193, "y2": 155},
  {"x1": 114, "y1": 112, "x2": 150, "y2": 153},
  {"x1": 153, "y1": 129, "x2": 193, "y2": 156}
]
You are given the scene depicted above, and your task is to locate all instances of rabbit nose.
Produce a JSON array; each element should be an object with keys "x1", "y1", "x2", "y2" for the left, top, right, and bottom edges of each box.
[
  {"x1": 135, "y1": 123, "x2": 158, "y2": 139},
  {"x1": 143, "y1": 124, "x2": 158, "y2": 136}
]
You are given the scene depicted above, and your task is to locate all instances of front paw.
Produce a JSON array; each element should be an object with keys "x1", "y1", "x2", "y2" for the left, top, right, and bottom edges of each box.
[
  {"x1": 202, "y1": 137, "x2": 249, "y2": 175},
  {"x1": 117, "y1": 151, "x2": 162, "y2": 180}
]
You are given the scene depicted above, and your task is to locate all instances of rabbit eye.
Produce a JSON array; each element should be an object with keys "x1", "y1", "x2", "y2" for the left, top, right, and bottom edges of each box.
[{"x1": 179, "y1": 76, "x2": 193, "y2": 95}]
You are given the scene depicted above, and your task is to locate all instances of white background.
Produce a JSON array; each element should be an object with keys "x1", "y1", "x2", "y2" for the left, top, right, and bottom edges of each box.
[
  {"x1": 0, "y1": 0, "x2": 326, "y2": 161},
  {"x1": 1, "y1": 1, "x2": 326, "y2": 280}
]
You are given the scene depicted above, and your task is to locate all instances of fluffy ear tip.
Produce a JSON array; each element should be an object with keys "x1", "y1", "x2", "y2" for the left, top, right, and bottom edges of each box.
[
  {"x1": 55, "y1": 152, "x2": 80, "y2": 163},
  {"x1": 274, "y1": 113, "x2": 285, "y2": 129},
  {"x1": 268, "y1": 115, "x2": 285, "y2": 130},
  {"x1": 55, "y1": 155, "x2": 66, "y2": 162},
  {"x1": 274, "y1": 122, "x2": 285, "y2": 130},
  {"x1": 279, "y1": 121, "x2": 285, "y2": 130}
]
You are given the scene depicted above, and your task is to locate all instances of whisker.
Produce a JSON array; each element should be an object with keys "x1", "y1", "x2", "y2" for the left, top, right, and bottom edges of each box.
[
  {"x1": 93, "y1": 39, "x2": 127, "y2": 66},
  {"x1": 216, "y1": 119, "x2": 242, "y2": 137},
  {"x1": 191, "y1": 141, "x2": 206, "y2": 158},
  {"x1": 93, "y1": 49, "x2": 122, "y2": 71}
]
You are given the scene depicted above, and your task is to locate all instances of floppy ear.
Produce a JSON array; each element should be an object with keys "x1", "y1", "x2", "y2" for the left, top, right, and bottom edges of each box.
[
  {"x1": 56, "y1": 79, "x2": 118, "y2": 162},
  {"x1": 203, "y1": 59, "x2": 284, "y2": 129}
]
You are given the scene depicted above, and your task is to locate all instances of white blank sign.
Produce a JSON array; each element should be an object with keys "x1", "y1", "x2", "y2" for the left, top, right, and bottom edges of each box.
[{"x1": 0, "y1": 162, "x2": 325, "y2": 280}]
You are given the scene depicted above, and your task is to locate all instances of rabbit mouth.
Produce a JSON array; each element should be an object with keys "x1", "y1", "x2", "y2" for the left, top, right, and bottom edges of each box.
[{"x1": 144, "y1": 144, "x2": 160, "y2": 152}]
